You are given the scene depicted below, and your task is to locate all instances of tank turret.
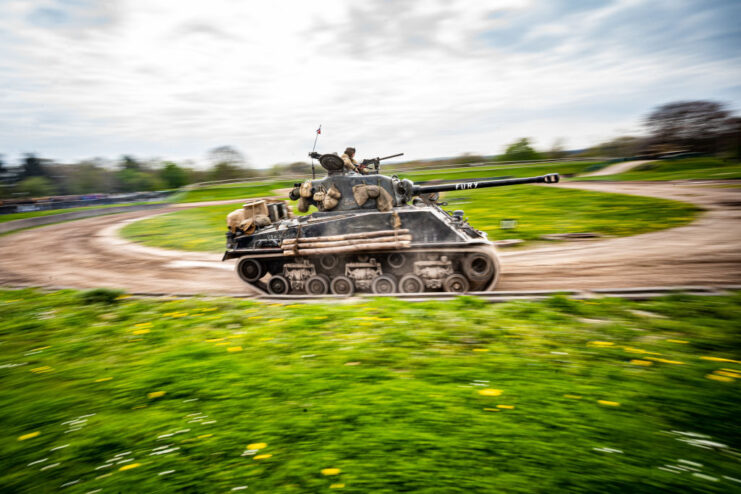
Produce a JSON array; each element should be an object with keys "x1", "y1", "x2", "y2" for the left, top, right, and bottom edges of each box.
[{"x1": 223, "y1": 151, "x2": 560, "y2": 296}]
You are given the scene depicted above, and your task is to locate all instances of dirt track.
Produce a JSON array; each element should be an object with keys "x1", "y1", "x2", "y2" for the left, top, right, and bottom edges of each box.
[{"x1": 0, "y1": 182, "x2": 739, "y2": 295}]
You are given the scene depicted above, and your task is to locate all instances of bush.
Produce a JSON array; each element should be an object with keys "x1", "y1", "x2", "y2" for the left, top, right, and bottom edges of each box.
[{"x1": 80, "y1": 288, "x2": 124, "y2": 305}]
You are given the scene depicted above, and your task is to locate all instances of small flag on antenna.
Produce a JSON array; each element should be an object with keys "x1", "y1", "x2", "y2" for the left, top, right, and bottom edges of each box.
[{"x1": 316, "y1": 125, "x2": 321, "y2": 135}]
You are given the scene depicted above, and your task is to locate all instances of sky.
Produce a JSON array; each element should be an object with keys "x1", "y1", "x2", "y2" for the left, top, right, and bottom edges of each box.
[{"x1": 0, "y1": 0, "x2": 740, "y2": 168}]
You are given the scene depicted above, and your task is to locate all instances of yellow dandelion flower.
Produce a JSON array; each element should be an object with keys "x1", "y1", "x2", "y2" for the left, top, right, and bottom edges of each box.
[
  {"x1": 18, "y1": 431, "x2": 40, "y2": 441},
  {"x1": 647, "y1": 357, "x2": 684, "y2": 365},
  {"x1": 314, "y1": 316, "x2": 328, "y2": 320},
  {"x1": 116, "y1": 294, "x2": 132, "y2": 299},
  {"x1": 667, "y1": 339, "x2": 688, "y2": 344},
  {"x1": 147, "y1": 391, "x2": 166, "y2": 399},
  {"x1": 254, "y1": 454, "x2": 272, "y2": 460},
  {"x1": 201, "y1": 308, "x2": 217, "y2": 312},
  {"x1": 248, "y1": 316, "x2": 262, "y2": 320},
  {"x1": 706, "y1": 373, "x2": 733, "y2": 382},
  {"x1": 321, "y1": 468, "x2": 341, "y2": 476},
  {"x1": 206, "y1": 338, "x2": 224, "y2": 342},
  {"x1": 589, "y1": 341, "x2": 614, "y2": 347},
  {"x1": 483, "y1": 408, "x2": 500, "y2": 412},
  {"x1": 227, "y1": 346, "x2": 242, "y2": 353},
  {"x1": 358, "y1": 322, "x2": 373, "y2": 326},
  {"x1": 478, "y1": 388, "x2": 502, "y2": 397},
  {"x1": 95, "y1": 377, "x2": 113, "y2": 382},
  {"x1": 497, "y1": 405, "x2": 515, "y2": 409},
  {"x1": 31, "y1": 366, "x2": 52, "y2": 373},
  {"x1": 133, "y1": 329, "x2": 150, "y2": 335},
  {"x1": 134, "y1": 322, "x2": 151, "y2": 327},
  {"x1": 330, "y1": 483, "x2": 345, "y2": 489},
  {"x1": 268, "y1": 318, "x2": 284, "y2": 323},
  {"x1": 119, "y1": 463, "x2": 141, "y2": 471},
  {"x1": 701, "y1": 356, "x2": 741, "y2": 364},
  {"x1": 714, "y1": 370, "x2": 740, "y2": 378},
  {"x1": 720, "y1": 368, "x2": 741, "y2": 377},
  {"x1": 247, "y1": 442, "x2": 267, "y2": 450},
  {"x1": 630, "y1": 359, "x2": 653, "y2": 366},
  {"x1": 597, "y1": 400, "x2": 620, "y2": 407},
  {"x1": 198, "y1": 434, "x2": 213, "y2": 439},
  {"x1": 215, "y1": 342, "x2": 230, "y2": 346},
  {"x1": 564, "y1": 394, "x2": 582, "y2": 399},
  {"x1": 473, "y1": 348, "x2": 489, "y2": 352}
]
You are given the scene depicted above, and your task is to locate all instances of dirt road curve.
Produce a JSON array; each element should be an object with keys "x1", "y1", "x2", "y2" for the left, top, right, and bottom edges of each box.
[
  {"x1": 581, "y1": 160, "x2": 652, "y2": 177},
  {"x1": 0, "y1": 182, "x2": 739, "y2": 295}
]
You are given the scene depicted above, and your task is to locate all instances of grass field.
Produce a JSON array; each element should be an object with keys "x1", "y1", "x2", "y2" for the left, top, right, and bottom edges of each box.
[
  {"x1": 1, "y1": 289, "x2": 739, "y2": 493},
  {"x1": 0, "y1": 202, "x2": 160, "y2": 224},
  {"x1": 175, "y1": 181, "x2": 296, "y2": 203},
  {"x1": 173, "y1": 162, "x2": 602, "y2": 204},
  {"x1": 121, "y1": 186, "x2": 699, "y2": 252},
  {"x1": 578, "y1": 158, "x2": 741, "y2": 181}
]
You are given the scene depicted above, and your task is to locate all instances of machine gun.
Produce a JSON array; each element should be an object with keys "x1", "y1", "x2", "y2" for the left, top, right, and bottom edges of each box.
[{"x1": 359, "y1": 152, "x2": 404, "y2": 174}]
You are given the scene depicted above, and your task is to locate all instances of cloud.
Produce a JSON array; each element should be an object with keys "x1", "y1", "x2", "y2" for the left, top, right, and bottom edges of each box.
[{"x1": 0, "y1": 0, "x2": 739, "y2": 166}]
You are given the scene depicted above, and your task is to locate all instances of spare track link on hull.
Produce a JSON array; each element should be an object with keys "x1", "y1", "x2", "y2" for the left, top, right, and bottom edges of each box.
[{"x1": 233, "y1": 245, "x2": 500, "y2": 297}]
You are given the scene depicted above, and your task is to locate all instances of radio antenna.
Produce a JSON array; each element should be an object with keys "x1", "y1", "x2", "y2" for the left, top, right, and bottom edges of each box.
[{"x1": 310, "y1": 124, "x2": 321, "y2": 179}]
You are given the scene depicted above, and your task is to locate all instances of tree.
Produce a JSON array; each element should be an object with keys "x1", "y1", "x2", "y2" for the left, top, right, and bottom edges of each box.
[
  {"x1": 21, "y1": 153, "x2": 48, "y2": 179},
  {"x1": 120, "y1": 155, "x2": 142, "y2": 171},
  {"x1": 159, "y1": 162, "x2": 189, "y2": 189},
  {"x1": 208, "y1": 162, "x2": 245, "y2": 181},
  {"x1": 17, "y1": 176, "x2": 55, "y2": 197},
  {"x1": 548, "y1": 138, "x2": 567, "y2": 159},
  {"x1": 645, "y1": 101, "x2": 736, "y2": 154},
  {"x1": 501, "y1": 138, "x2": 541, "y2": 161},
  {"x1": 207, "y1": 146, "x2": 247, "y2": 168}
]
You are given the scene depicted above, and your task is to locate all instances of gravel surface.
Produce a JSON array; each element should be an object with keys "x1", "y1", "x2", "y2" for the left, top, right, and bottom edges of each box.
[{"x1": 0, "y1": 182, "x2": 739, "y2": 295}]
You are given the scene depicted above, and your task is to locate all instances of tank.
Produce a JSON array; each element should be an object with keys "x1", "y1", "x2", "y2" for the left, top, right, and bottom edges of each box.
[{"x1": 222, "y1": 152, "x2": 559, "y2": 296}]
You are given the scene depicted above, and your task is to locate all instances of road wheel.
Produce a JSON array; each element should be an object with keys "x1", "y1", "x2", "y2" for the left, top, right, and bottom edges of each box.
[
  {"x1": 319, "y1": 254, "x2": 339, "y2": 271},
  {"x1": 444, "y1": 274, "x2": 469, "y2": 293},
  {"x1": 305, "y1": 275, "x2": 329, "y2": 295},
  {"x1": 387, "y1": 252, "x2": 407, "y2": 269},
  {"x1": 372, "y1": 274, "x2": 397, "y2": 294},
  {"x1": 236, "y1": 258, "x2": 263, "y2": 283},
  {"x1": 462, "y1": 253, "x2": 495, "y2": 283},
  {"x1": 398, "y1": 274, "x2": 424, "y2": 293},
  {"x1": 267, "y1": 275, "x2": 290, "y2": 295},
  {"x1": 331, "y1": 275, "x2": 355, "y2": 296}
]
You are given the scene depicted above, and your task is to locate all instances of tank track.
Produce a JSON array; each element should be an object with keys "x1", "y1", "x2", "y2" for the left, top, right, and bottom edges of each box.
[{"x1": 233, "y1": 245, "x2": 500, "y2": 296}]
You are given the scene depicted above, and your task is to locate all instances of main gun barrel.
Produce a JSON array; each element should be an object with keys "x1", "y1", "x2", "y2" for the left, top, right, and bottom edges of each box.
[{"x1": 412, "y1": 173, "x2": 559, "y2": 195}]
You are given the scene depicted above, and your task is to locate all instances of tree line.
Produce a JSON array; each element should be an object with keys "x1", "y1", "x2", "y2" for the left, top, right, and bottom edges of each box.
[
  {"x1": 1, "y1": 100, "x2": 738, "y2": 199},
  {"x1": 0, "y1": 146, "x2": 313, "y2": 199}
]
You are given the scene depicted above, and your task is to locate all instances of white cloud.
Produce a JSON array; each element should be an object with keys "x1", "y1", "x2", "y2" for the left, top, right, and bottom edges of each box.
[{"x1": 0, "y1": 0, "x2": 739, "y2": 166}]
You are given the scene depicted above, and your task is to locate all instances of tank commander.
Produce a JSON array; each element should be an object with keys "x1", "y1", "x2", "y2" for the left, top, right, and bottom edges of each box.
[{"x1": 341, "y1": 147, "x2": 361, "y2": 173}]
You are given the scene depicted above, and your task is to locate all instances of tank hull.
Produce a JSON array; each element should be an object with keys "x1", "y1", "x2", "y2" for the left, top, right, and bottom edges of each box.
[{"x1": 224, "y1": 206, "x2": 500, "y2": 296}]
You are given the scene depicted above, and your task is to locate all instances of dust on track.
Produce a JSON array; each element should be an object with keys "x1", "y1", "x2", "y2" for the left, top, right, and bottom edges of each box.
[{"x1": 0, "y1": 182, "x2": 739, "y2": 295}]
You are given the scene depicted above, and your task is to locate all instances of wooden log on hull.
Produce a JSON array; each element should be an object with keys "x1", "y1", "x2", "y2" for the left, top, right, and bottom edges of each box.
[
  {"x1": 281, "y1": 229, "x2": 409, "y2": 244},
  {"x1": 282, "y1": 241, "x2": 411, "y2": 256},
  {"x1": 282, "y1": 235, "x2": 411, "y2": 249}
]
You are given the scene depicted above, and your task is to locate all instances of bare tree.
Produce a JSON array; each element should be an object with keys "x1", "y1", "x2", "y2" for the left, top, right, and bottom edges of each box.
[{"x1": 645, "y1": 101, "x2": 736, "y2": 154}]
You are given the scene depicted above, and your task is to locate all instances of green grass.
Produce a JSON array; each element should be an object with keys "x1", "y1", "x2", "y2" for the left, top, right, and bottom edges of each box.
[
  {"x1": 1, "y1": 289, "x2": 740, "y2": 493},
  {"x1": 578, "y1": 158, "x2": 741, "y2": 181},
  {"x1": 0, "y1": 202, "x2": 160, "y2": 224},
  {"x1": 176, "y1": 182, "x2": 296, "y2": 203},
  {"x1": 121, "y1": 186, "x2": 699, "y2": 252},
  {"x1": 173, "y1": 162, "x2": 601, "y2": 205},
  {"x1": 396, "y1": 161, "x2": 602, "y2": 182}
]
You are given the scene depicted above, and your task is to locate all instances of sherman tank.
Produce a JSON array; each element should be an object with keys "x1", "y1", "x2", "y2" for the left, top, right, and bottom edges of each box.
[{"x1": 222, "y1": 151, "x2": 559, "y2": 296}]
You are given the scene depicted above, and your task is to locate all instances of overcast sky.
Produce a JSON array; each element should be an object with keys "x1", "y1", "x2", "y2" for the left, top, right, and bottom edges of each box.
[{"x1": 1, "y1": 0, "x2": 740, "y2": 167}]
